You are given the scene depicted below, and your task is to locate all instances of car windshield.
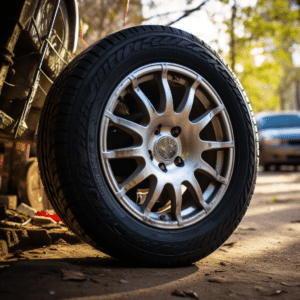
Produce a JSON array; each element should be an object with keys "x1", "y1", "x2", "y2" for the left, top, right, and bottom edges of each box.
[{"x1": 258, "y1": 115, "x2": 300, "y2": 129}]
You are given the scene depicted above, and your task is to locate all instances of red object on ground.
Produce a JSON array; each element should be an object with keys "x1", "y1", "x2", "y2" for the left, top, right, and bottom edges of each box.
[{"x1": 35, "y1": 211, "x2": 61, "y2": 223}]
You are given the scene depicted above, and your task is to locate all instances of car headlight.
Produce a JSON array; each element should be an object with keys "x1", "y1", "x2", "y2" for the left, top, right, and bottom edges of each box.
[{"x1": 265, "y1": 138, "x2": 287, "y2": 145}]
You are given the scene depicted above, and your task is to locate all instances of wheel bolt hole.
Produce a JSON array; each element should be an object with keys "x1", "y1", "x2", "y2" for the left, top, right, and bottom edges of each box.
[
  {"x1": 154, "y1": 124, "x2": 162, "y2": 135},
  {"x1": 159, "y1": 163, "x2": 167, "y2": 172},
  {"x1": 148, "y1": 150, "x2": 153, "y2": 160},
  {"x1": 171, "y1": 126, "x2": 181, "y2": 137},
  {"x1": 174, "y1": 156, "x2": 184, "y2": 167}
]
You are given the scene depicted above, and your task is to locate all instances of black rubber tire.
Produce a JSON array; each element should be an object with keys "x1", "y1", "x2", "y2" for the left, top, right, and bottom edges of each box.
[{"x1": 37, "y1": 25, "x2": 258, "y2": 267}]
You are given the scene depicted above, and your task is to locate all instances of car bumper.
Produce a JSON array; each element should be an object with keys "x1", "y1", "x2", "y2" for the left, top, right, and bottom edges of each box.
[{"x1": 260, "y1": 143, "x2": 300, "y2": 165}]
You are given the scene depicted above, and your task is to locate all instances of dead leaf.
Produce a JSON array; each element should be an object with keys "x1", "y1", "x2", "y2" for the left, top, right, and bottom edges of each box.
[
  {"x1": 238, "y1": 227, "x2": 257, "y2": 231},
  {"x1": 208, "y1": 278, "x2": 225, "y2": 283},
  {"x1": 281, "y1": 282, "x2": 300, "y2": 287},
  {"x1": 62, "y1": 269, "x2": 86, "y2": 281},
  {"x1": 218, "y1": 248, "x2": 227, "y2": 252},
  {"x1": 291, "y1": 220, "x2": 300, "y2": 223},
  {"x1": 172, "y1": 290, "x2": 199, "y2": 299},
  {"x1": 271, "y1": 290, "x2": 287, "y2": 296},
  {"x1": 255, "y1": 286, "x2": 287, "y2": 296},
  {"x1": 223, "y1": 241, "x2": 237, "y2": 247}
]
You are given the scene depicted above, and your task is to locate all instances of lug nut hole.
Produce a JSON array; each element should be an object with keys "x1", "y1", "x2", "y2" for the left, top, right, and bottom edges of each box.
[
  {"x1": 174, "y1": 156, "x2": 184, "y2": 167},
  {"x1": 154, "y1": 124, "x2": 162, "y2": 135},
  {"x1": 171, "y1": 126, "x2": 181, "y2": 138},
  {"x1": 148, "y1": 150, "x2": 153, "y2": 160},
  {"x1": 159, "y1": 163, "x2": 167, "y2": 172}
]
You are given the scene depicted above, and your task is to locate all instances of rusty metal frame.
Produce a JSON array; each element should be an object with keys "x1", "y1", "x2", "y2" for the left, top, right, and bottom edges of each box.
[{"x1": 14, "y1": 0, "x2": 62, "y2": 137}]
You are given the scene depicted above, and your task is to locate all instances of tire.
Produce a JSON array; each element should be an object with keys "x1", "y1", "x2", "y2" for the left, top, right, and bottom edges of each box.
[{"x1": 38, "y1": 25, "x2": 258, "y2": 266}]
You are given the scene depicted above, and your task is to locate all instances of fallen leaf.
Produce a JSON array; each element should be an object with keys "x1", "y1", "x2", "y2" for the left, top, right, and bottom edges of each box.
[
  {"x1": 172, "y1": 290, "x2": 198, "y2": 299},
  {"x1": 255, "y1": 286, "x2": 287, "y2": 296},
  {"x1": 223, "y1": 241, "x2": 237, "y2": 247},
  {"x1": 219, "y1": 248, "x2": 228, "y2": 252},
  {"x1": 281, "y1": 282, "x2": 300, "y2": 287},
  {"x1": 271, "y1": 290, "x2": 287, "y2": 296},
  {"x1": 238, "y1": 227, "x2": 257, "y2": 231},
  {"x1": 208, "y1": 278, "x2": 225, "y2": 283},
  {"x1": 291, "y1": 220, "x2": 300, "y2": 223},
  {"x1": 271, "y1": 197, "x2": 277, "y2": 202},
  {"x1": 62, "y1": 269, "x2": 86, "y2": 281}
]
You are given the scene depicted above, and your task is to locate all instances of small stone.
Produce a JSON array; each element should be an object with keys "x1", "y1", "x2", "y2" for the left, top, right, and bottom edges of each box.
[
  {"x1": 119, "y1": 279, "x2": 129, "y2": 284},
  {"x1": 53, "y1": 238, "x2": 69, "y2": 245}
]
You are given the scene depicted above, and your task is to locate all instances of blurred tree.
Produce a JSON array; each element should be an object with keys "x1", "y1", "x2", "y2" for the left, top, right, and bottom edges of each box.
[
  {"x1": 215, "y1": 0, "x2": 300, "y2": 112},
  {"x1": 78, "y1": 0, "x2": 143, "y2": 52},
  {"x1": 237, "y1": 0, "x2": 300, "y2": 111}
]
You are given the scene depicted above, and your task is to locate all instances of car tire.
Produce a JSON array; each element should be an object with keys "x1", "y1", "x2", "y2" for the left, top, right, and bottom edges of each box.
[{"x1": 38, "y1": 25, "x2": 258, "y2": 266}]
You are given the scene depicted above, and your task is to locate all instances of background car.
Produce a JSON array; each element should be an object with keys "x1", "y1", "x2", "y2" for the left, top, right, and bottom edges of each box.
[{"x1": 256, "y1": 111, "x2": 300, "y2": 171}]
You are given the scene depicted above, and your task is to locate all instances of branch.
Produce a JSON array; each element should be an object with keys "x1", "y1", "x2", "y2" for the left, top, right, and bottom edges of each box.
[
  {"x1": 145, "y1": 10, "x2": 190, "y2": 22},
  {"x1": 166, "y1": 0, "x2": 210, "y2": 26}
]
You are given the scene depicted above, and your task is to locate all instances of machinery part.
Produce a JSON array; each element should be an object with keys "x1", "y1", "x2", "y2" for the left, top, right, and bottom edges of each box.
[{"x1": 17, "y1": 157, "x2": 46, "y2": 211}]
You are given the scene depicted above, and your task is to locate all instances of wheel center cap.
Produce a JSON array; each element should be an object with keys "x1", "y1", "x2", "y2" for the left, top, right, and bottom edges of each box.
[{"x1": 156, "y1": 136, "x2": 178, "y2": 161}]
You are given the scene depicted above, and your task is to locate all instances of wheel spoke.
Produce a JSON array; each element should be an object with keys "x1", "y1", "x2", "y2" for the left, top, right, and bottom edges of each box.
[
  {"x1": 131, "y1": 75, "x2": 158, "y2": 121},
  {"x1": 141, "y1": 180, "x2": 164, "y2": 220},
  {"x1": 166, "y1": 184, "x2": 183, "y2": 226},
  {"x1": 196, "y1": 159, "x2": 228, "y2": 186},
  {"x1": 177, "y1": 76, "x2": 202, "y2": 119},
  {"x1": 202, "y1": 141, "x2": 234, "y2": 152},
  {"x1": 105, "y1": 111, "x2": 146, "y2": 138},
  {"x1": 158, "y1": 64, "x2": 174, "y2": 114},
  {"x1": 119, "y1": 166, "x2": 151, "y2": 195},
  {"x1": 185, "y1": 176, "x2": 209, "y2": 214},
  {"x1": 192, "y1": 104, "x2": 225, "y2": 132},
  {"x1": 102, "y1": 146, "x2": 144, "y2": 160}
]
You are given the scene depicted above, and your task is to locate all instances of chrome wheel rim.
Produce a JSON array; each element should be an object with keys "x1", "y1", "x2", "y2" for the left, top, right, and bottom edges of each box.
[{"x1": 100, "y1": 62, "x2": 235, "y2": 229}]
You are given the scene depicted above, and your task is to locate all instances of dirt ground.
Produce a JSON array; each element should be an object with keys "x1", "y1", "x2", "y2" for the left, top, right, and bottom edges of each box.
[{"x1": 0, "y1": 169, "x2": 300, "y2": 300}]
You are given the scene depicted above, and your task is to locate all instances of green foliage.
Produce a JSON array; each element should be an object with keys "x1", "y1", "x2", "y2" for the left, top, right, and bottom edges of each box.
[{"x1": 223, "y1": 0, "x2": 300, "y2": 112}]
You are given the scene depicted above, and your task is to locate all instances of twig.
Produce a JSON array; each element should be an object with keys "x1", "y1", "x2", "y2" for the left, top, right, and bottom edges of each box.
[
  {"x1": 167, "y1": 0, "x2": 210, "y2": 26},
  {"x1": 123, "y1": 0, "x2": 130, "y2": 26}
]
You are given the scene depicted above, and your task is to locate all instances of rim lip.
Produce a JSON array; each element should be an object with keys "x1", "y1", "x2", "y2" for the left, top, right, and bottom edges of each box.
[{"x1": 99, "y1": 62, "x2": 235, "y2": 230}]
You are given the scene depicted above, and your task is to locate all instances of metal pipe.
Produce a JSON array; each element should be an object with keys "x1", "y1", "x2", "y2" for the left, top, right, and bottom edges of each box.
[{"x1": 14, "y1": 0, "x2": 62, "y2": 137}]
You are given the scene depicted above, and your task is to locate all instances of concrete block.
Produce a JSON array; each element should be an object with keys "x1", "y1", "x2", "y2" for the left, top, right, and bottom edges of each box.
[{"x1": 0, "y1": 195, "x2": 17, "y2": 210}]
